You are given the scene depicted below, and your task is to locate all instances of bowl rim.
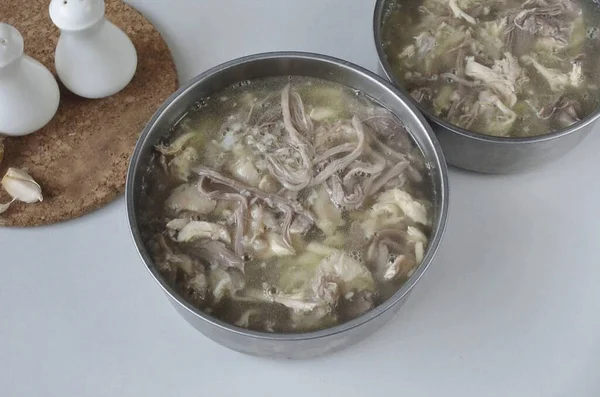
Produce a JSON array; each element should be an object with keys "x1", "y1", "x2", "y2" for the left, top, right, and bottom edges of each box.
[
  {"x1": 373, "y1": 0, "x2": 600, "y2": 144},
  {"x1": 126, "y1": 51, "x2": 450, "y2": 341}
]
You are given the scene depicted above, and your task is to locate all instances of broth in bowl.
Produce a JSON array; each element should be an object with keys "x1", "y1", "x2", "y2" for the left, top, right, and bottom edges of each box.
[
  {"x1": 137, "y1": 76, "x2": 434, "y2": 333},
  {"x1": 380, "y1": 0, "x2": 600, "y2": 138}
]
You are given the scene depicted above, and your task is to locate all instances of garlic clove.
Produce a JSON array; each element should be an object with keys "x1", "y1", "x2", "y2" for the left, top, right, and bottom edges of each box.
[
  {"x1": 0, "y1": 138, "x2": 4, "y2": 166},
  {"x1": 1, "y1": 167, "x2": 43, "y2": 203},
  {"x1": 0, "y1": 199, "x2": 14, "y2": 215}
]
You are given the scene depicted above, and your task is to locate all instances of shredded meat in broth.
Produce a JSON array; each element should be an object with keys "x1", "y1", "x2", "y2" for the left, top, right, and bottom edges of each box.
[
  {"x1": 139, "y1": 77, "x2": 434, "y2": 332},
  {"x1": 381, "y1": 0, "x2": 600, "y2": 137}
]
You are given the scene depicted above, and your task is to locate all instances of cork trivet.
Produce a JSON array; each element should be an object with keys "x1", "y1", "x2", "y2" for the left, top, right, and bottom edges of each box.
[{"x1": 0, "y1": 0, "x2": 178, "y2": 227}]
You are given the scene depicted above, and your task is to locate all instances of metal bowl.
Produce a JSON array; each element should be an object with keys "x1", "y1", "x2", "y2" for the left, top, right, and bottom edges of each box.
[
  {"x1": 126, "y1": 52, "x2": 449, "y2": 359},
  {"x1": 373, "y1": 0, "x2": 600, "y2": 174}
]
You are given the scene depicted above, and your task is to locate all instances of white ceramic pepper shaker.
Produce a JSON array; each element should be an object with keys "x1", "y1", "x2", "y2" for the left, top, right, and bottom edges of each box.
[
  {"x1": 49, "y1": 0, "x2": 138, "y2": 99},
  {"x1": 0, "y1": 23, "x2": 60, "y2": 137}
]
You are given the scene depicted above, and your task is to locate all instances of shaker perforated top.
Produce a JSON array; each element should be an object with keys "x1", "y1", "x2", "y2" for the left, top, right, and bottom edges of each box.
[
  {"x1": 49, "y1": 0, "x2": 106, "y2": 31},
  {"x1": 0, "y1": 23, "x2": 24, "y2": 68}
]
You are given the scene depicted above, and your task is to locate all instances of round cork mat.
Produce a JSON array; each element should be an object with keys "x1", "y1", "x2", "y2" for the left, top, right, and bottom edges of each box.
[{"x1": 0, "y1": 0, "x2": 178, "y2": 227}]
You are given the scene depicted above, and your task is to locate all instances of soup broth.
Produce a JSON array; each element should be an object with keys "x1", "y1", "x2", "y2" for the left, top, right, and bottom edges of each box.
[
  {"x1": 381, "y1": 0, "x2": 600, "y2": 137},
  {"x1": 138, "y1": 76, "x2": 434, "y2": 333}
]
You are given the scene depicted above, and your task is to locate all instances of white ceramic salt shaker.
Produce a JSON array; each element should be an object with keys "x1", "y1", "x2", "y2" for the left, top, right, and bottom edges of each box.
[
  {"x1": 49, "y1": 0, "x2": 138, "y2": 99},
  {"x1": 0, "y1": 23, "x2": 60, "y2": 137}
]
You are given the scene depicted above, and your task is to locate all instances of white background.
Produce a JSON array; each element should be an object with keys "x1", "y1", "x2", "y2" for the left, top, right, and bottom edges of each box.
[{"x1": 2, "y1": 1, "x2": 599, "y2": 396}]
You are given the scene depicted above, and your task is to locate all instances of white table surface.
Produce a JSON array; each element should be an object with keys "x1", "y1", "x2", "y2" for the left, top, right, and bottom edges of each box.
[{"x1": 2, "y1": 1, "x2": 599, "y2": 396}]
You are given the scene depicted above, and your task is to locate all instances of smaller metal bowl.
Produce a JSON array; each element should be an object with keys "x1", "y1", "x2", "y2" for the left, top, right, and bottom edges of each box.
[
  {"x1": 373, "y1": 0, "x2": 600, "y2": 174},
  {"x1": 126, "y1": 52, "x2": 449, "y2": 359}
]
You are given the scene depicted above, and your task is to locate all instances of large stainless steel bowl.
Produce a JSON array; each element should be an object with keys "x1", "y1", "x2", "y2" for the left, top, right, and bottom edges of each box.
[
  {"x1": 126, "y1": 52, "x2": 449, "y2": 359},
  {"x1": 373, "y1": 0, "x2": 600, "y2": 174}
]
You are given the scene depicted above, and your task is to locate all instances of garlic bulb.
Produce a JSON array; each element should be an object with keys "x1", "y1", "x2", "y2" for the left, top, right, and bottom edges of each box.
[{"x1": 1, "y1": 167, "x2": 43, "y2": 203}]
